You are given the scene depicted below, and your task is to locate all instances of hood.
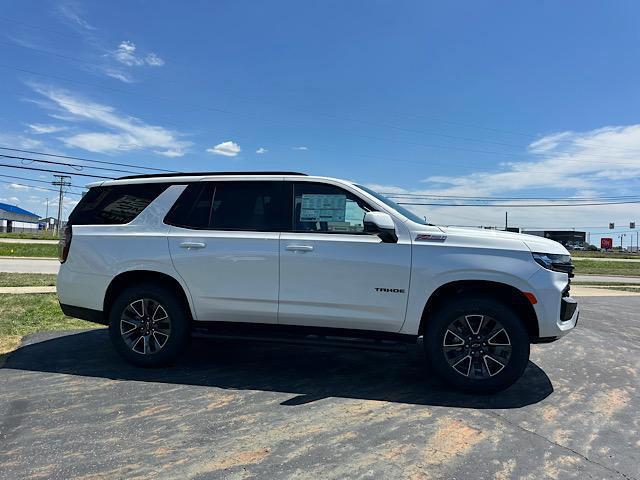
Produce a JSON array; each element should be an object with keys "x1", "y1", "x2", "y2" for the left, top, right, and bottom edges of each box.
[{"x1": 429, "y1": 226, "x2": 570, "y2": 255}]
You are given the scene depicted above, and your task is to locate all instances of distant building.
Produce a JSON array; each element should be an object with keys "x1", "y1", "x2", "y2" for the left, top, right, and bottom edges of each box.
[
  {"x1": 39, "y1": 216, "x2": 59, "y2": 231},
  {"x1": 0, "y1": 202, "x2": 41, "y2": 233},
  {"x1": 522, "y1": 230, "x2": 586, "y2": 246}
]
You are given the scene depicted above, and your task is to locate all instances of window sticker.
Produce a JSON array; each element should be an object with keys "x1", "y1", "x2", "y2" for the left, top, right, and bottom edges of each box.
[{"x1": 300, "y1": 194, "x2": 346, "y2": 222}]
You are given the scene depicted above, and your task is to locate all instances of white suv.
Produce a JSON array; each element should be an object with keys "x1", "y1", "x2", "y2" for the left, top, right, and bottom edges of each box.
[{"x1": 57, "y1": 172, "x2": 578, "y2": 392}]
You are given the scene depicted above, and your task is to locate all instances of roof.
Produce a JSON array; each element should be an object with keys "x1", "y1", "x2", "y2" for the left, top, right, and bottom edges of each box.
[
  {"x1": 0, "y1": 202, "x2": 39, "y2": 218},
  {"x1": 118, "y1": 171, "x2": 307, "y2": 180},
  {"x1": 86, "y1": 171, "x2": 343, "y2": 188}
]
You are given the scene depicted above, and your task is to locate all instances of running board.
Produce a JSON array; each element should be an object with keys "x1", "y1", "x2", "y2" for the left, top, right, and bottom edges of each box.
[{"x1": 192, "y1": 330, "x2": 412, "y2": 353}]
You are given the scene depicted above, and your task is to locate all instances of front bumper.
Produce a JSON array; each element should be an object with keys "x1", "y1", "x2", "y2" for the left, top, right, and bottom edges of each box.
[{"x1": 528, "y1": 268, "x2": 579, "y2": 340}]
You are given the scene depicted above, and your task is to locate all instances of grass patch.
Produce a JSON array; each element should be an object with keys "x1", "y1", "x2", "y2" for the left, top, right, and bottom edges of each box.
[
  {"x1": 0, "y1": 232, "x2": 58, "y2": 240},
  {"x1": 595, "y1": 286, "x2": 640, "y2": 293},
  {"x1": 573, "y1": 260, "x2": 640, "y2": 276},
  {"x1": 0, "y1": 273, "x2": 57, "y2": 287},
  {"x1": 0, "y1": 293, "x2": 98, "y2": 366},
  {"x1": 0, "y1": 243, "x2": 58, "y2": 258},
  {"x1": 571, "y1": 251, "x2": 639, "y2": 259}
]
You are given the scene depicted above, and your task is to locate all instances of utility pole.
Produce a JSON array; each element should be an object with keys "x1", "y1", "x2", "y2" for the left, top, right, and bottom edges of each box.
[
  {"x1": 505, "y1": 211, "x2": 508, "y2": 231},
  {"x1": 52, "y1": 175, "x2": 71, "y2": 236}
]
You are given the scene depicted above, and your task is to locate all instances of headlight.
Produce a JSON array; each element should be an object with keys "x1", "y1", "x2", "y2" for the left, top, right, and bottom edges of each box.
[{"x1": 532, "y1": 252, "x2": 574, "y2": 276}]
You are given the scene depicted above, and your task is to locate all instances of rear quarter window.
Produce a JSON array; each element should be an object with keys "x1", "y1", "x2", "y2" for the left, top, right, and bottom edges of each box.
[{"x1": 68, "y1": 183, "x2": 169, "y2": 225}]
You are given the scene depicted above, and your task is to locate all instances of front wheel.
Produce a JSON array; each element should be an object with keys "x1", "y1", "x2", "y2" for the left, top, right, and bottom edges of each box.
[
  {"x1": 424, "y1": 296, "x2": 530, "y2": 393},
  {"x1": 108, "y1": 284, "x2": 190, "y2": 367}
]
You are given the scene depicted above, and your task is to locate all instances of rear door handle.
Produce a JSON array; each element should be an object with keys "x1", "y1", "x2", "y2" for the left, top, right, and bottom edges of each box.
[
  {"x1": 285, "y1": 244, "x2": 314, "y2": 252},
  {"x1": 180, "y1": 241, "x2": 206, "y2": 250}
]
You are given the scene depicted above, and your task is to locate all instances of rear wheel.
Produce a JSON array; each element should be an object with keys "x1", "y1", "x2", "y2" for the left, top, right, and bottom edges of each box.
[
  {"x1": 108, "y1": 284, "x2": 190, "y2": 367},
  {"x1": 424, "y1": 296, "x2": 530, "y2": 393}
]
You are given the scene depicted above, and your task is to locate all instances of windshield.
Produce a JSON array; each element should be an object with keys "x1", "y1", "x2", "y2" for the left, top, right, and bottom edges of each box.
[{"x1": 355, "y1": 185, "x2": 430, "y2": 225}]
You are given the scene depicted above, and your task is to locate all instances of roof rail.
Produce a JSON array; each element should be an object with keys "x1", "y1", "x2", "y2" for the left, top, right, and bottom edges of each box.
[{"x1": 118, "y1": 171, "x2": 307, "y2": 180}]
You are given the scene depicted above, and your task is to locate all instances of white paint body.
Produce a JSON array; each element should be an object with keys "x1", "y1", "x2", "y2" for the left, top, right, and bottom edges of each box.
[{"x1": 57, "y1": 175, "x2": 578, "y2": 339}]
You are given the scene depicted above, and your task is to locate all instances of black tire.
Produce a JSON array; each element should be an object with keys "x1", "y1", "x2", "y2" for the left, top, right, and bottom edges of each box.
[
  {"x1": 108, "y1": 283, "x2": 190, "y2": 367},
  {"x1": 424, "y1": 296, "x2": 530, "y2": 393}
]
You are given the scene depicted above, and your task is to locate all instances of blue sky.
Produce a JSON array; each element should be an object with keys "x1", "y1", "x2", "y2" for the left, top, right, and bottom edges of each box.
[{"x1": 1, "y1": 1, "x2": 640, "y2": 245}]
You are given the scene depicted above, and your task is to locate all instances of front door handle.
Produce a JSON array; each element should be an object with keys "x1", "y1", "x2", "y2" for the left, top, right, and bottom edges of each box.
[
  {"x1": 285, "y1": 244, "x2": 314, "y2": 252},
  {"x1": 180, "y1": 241, "x2": 206, "y2": 250}
]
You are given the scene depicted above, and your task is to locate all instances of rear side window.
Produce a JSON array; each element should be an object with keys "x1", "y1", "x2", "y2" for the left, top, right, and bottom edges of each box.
[
  {"x1": 164, "y1": 181, "x2": 285, "y2": 231},
  {"x1": 68, "y1": 183, "x2": 169, "y2": 225}
]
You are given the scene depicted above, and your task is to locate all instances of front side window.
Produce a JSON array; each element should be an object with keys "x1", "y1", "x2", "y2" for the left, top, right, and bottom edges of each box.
[
  {"x1": 165, "y1": 181, "x2": 285, "y2": 231},
  {"x1": 292, "y1": 182, "x2": 372, "y2": 233}
]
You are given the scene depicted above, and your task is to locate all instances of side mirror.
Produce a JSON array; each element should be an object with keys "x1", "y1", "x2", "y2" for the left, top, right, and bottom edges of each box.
[{"x1": 364, "y1": 211, "x2": 398, "y2": 243}]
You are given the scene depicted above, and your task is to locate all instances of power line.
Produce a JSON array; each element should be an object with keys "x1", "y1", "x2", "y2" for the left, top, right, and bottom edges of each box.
[
  {"x1": 0, "y1": 173, "x2": 85, "y2": 191},
  {"x1": 0, "y1": 147, "x2": 175, "y2": 173},
  {"x1": 2, "y1": 80, "x2": 637, "y2": 178},
  {"x1": 0, "y1": 153, "x2": 140, "y2": 175},
  {"x1": 0, "y1": 178, "x2": 82, "y2": 196},
  {"x1": 384, "y1": 192, "x2": 640, "y2": 201},
  {"x1": 0, "y1": 162, "x2": 113, "y2": 179},
  {"x1": 397, "y1": 200, "x2": 640, "y2": 207}
]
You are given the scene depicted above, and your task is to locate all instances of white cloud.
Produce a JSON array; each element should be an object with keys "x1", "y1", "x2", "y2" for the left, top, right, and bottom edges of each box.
[
  {"x1": 256, "y1": 147, "x2": 268, "y2": 154},
  {"x1": 207, "y1": 141, "x2": 241, "y2": 157},
  {"x1": 293, "y1": 146, "x2": 308, "y2": 151},
  {"x1": 57, "y1": 3, "x2": 96, "y2": 31},
  {"x1": 0, "y1": 196, "x2": 21, "y2": 205},
  {"x1": 103, "y1": 69, "x2": 135, "y2": 83},
  {"x1": 155, "y1": 148, "x2": 184, "y2": 158},
  {"x1": 27, "y1": 123, "x2": 67, "y2": 134},
  {"x1": 365, "y1": 123, "x2": 640, "y2": 233},
  {"x1": 145, "y1": 53, "x2": 165, "y2": 67},
  {"x1": 7, "y1": 184, "x2": 30, "y2": 191},
  {"x1": 29, "y1": 84, "x2": 190, "y2": 156},
  {"x1": 112, "y1": 41, "x2": 164, "y2": 67},
  {"x1": 0, "y1": 133, "x2": 42, "y2": 149}
]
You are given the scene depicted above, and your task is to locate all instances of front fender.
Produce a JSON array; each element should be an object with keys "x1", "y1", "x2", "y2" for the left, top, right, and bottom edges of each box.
[{"x1": 401, "y1": 245, "x2": 539, "y2": 335}]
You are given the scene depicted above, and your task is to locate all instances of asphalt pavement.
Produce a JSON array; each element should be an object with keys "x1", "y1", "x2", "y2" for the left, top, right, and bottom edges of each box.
[{"x1": 0, "y1": 297, "x2": 638, "y2": 479}]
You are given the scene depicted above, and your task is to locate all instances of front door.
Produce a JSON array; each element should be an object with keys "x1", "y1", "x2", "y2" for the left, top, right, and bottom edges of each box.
[
  {"x1": 168, "y1": 180, "x2": 285, "y2": 324},
  {"x1": 278, "y1": 182, "x2": 411, "y2": 332}
]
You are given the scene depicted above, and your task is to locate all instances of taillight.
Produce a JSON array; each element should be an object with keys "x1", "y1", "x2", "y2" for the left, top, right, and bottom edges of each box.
[{"x1": 59, "y1": 224, "x2": 72, "y2": 263}]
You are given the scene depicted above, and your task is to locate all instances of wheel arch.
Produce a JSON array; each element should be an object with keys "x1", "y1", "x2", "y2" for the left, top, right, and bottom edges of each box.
[
  {"x1": 103, "y1": 270, "x2": 194, "y2": 321},
  {"x1": 418, "y1": 280, "x2": 539, "y2": 340}
]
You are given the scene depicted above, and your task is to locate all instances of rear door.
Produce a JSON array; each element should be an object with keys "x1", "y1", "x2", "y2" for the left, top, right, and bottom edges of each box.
[
  {"x1": 167, "y1": 180, "x2": 285, "y2": 324},
  {"x1": 278, "y1": 181, "x2": 412, "y2": 332}
]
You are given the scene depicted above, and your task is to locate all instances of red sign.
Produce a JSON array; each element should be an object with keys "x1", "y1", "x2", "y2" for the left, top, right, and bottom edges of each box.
[{"x1": 601, "y1": 237, "x2": 613, "y2": 250}]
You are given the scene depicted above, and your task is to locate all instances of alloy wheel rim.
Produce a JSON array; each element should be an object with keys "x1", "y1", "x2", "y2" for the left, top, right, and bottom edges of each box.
[
  {"x1": 442, "y1": 314, "x2": 512, "y2": 379},
  {"x1": 120, "y1": 298, "x2": 171, "y2": 355}
]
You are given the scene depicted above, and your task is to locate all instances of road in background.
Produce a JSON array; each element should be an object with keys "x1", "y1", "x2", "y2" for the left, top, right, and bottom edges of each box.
[
  {"x1": 0, "y1": 258, "x2": 58, "y2": 274},
  {"x1": 574, "y1": 274, "x2": 640, "y2": 284}
]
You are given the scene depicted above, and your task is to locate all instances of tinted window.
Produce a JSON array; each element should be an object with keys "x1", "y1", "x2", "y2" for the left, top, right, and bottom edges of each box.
[
  {"x1": 165, "y1": 181, "x2": 285, "y2": 231},
  {"x1": 211, "y1": 182, "x2": 284, "y2": 231},
  {"x1": 164, "y1": 183, "x2": 214, "y2": 229},
  {"x1": 291, "y1": 182, "x2": 372, "y2": 233},
  {"x1": 68, "y1": 183, "x2": 169, "y2": 225}
]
